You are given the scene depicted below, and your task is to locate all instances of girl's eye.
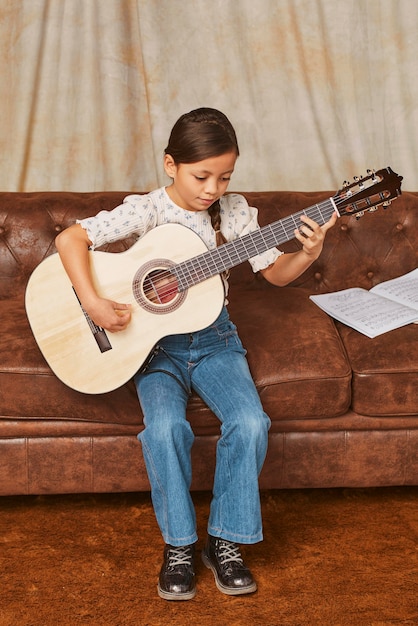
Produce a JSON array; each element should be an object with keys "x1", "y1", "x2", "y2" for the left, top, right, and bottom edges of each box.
[{"x1": 193, "y1": 175, "x2": 231, "y2": 182}]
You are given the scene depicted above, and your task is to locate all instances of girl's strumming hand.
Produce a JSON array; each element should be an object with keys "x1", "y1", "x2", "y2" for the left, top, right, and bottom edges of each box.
[{"x1": 84, "y1": 297, "x2": 132, "y2": 332}]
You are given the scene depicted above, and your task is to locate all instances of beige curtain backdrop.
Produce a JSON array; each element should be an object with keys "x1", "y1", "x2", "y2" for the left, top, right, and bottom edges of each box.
[{"x1": 1, "y1": 0, "x2": 417, "y2": 193}]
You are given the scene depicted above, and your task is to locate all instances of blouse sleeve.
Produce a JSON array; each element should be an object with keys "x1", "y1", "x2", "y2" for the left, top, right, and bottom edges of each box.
[
  {"x1": 77, "y1": 193, "x2": 157, "y2": 249},
  {"x1": 220, "y1": 194, "x2": 283, "y2": 273}
]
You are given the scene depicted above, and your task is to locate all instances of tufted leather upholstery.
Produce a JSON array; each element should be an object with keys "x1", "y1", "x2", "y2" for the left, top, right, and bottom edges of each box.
[{"x1": 0, "y1": 190, "x2": 417, "y2": 495}]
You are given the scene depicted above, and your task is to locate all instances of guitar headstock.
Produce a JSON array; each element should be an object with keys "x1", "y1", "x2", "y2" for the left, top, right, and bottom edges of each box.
[{"x1": 334, "y1": 167, "x2": 403, "y2": 219}]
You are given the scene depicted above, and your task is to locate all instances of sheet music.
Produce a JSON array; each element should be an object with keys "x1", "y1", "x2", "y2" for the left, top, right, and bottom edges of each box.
[
  {"x1": 371, "y1": 267, "x2": 418, "y2": 309},
  {"x1": 310, "y1": 268, "x2": 418, "y2": 338}
]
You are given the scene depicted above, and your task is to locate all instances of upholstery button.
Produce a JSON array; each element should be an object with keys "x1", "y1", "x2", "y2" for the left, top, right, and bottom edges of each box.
[
  {"x1": 367, "y1": 271, "x2": 374, "y2": 279},
  {"x1": 0, "y1": 226, "x2": 4, "y2": 234},
  {"x1": 340, "y1": 224, "x2": 348, "y2": 231},
  {"x1": 54, "y1": 225, "x2": 62, "y2": 232},
  {"x1": 314, "y1": 272, "x2": 322, "y2": 281},
  {"x1": 396, "y1": 223, "x2": 403, "y2": 231}
]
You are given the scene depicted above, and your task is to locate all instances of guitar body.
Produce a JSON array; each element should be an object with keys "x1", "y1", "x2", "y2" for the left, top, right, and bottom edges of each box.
[{"x1": 25, "y1": 224, "x2": 225, "y2": 394}]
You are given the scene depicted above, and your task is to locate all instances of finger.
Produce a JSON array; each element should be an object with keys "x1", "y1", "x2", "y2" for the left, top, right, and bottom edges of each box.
[
  {"x1": 115, "y1": 308, "x2": 131, "y2": 318},
  {"x1": 295, "y1": 228, "x2": 309, "y2": 242},
  {"x1": 299, "y1": 215, "x2": 317, "y2": 230},
  {"x1": 321, "y1": 212, "x2": 338, "y2": 232},
  {"x1": 113, "y1": 302, "x2": 131, "y2": 311},
  {"x1": 298, "y1": 225, "x2": 315, "y2": 240},
  {"x1": 111, "y1": 317, "x2": 131, "y2": 332}
]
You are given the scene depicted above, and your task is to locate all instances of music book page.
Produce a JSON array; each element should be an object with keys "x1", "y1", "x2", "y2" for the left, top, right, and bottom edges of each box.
[{"x1": 310, "y1": 268, "x2": 418, "y2": 338}]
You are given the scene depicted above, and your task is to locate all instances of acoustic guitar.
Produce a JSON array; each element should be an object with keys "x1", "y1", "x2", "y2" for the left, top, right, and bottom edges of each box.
[{"x1": 25, "y1": 167, "x2": 403, "y2": 394}]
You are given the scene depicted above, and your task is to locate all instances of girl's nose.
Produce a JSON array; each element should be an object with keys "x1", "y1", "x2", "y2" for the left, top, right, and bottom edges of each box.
[{"x1": 204, "y1": 179, "x2": 218, "y2": 195}]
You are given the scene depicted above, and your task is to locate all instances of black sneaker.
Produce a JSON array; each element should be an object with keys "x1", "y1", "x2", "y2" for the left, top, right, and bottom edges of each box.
[
  {"x1": 158, "y1": 544, "x2": 196, "y2": 601},
  {"x1": 202, "y1": 535, "x2": 257, "y2": 595}
]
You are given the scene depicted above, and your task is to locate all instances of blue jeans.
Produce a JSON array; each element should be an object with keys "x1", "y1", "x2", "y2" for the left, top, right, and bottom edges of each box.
[{"x1": 134, "y1": 307, "x2": 270, "y2": 547}]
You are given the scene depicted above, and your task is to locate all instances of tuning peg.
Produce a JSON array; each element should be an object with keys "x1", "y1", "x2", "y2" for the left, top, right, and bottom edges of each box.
[
  {"x1": 343, "y1": 180, "x2": 350, "y2": 188},
  {"x1": 355, "y1": 211, "x2": 365, "y2": 220},
  {"x1": 382, "y1": 200, "x2": 392, "y2": 208},
  {"x1": 368, "y1": 206, "x2": 379, "y2": 213},
  {"x1": 366, "y1": 169, "x2": 376, "y2": 180}
]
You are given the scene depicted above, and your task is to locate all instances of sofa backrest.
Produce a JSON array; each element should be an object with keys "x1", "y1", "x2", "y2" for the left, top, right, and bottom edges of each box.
[
  {"x1": 1, "y1": 190, "x2": 417, "y2": 299},
  {"x1": 0, "y1": 192, "x2": 135, "y2": 299},
  {"x1": 240, "y1": 190, "x2": 418, "y2": 294}
]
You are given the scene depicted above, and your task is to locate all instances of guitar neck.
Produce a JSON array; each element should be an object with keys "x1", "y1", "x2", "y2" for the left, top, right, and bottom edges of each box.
[{"x1": 174, "y1": 197, "x2": 336, "y2": 291}]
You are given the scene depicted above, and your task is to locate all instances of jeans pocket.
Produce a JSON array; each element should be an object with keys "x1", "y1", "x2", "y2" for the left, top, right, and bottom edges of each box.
[{"x1": 215, "y1": 321, "x2": 247, "y2": 354}]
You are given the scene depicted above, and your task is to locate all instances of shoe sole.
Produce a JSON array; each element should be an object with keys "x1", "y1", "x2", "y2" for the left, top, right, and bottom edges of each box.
[
  {"x1": 201, "y1": 550, "x2": 257, "y2": 596},
  {"x1": 157, "y1": 583, "x2": 196, "y2": 601}
]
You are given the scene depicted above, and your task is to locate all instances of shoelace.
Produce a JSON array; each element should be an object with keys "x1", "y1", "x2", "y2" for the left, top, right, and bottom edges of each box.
[
  {"x1": 216, "y1": 540, "x2": 244, "y2": 566},
  {"x1": 167, "y1": 546, "x2": 193, "y2": 568}
]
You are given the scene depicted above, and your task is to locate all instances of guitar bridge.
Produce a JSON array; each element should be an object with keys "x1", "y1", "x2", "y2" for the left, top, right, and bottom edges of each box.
[{"x1": 91, "y1": 326, "x2": 112, "y2": 353}]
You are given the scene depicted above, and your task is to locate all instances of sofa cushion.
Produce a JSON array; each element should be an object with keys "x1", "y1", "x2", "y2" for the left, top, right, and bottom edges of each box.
[
  {"x1": 227, "y1": 281, "x2": 352, "y2": 424},
  {"x1": 337, "y1": 322, "x2": 418, "y2": 416}
]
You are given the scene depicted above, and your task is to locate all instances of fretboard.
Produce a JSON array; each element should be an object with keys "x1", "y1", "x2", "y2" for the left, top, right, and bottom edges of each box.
[{"x1": 174, "y1": 197, "x2": 336, "y2": 291}]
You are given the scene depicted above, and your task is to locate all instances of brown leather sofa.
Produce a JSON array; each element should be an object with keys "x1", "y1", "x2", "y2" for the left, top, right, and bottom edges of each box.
[{"x1": 1, "y1": 188, "x2": 417, "y2": 495}]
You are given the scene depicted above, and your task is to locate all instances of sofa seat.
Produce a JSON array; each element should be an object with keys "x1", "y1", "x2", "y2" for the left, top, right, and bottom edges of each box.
[
  {"x1": 338, "y1": 323, "x2": 418, "y2": 416},
  {"x1": 1, "y1": 286, "x2": 351, "y2": 431}
]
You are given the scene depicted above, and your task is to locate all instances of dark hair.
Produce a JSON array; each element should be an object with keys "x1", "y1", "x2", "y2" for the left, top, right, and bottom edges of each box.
[
  {"x1": 165, "y1": 108, "x2": 239, "y2": 247},
  {"x1": 164, "y1": 107, "x2": 239, "y2": 163}
]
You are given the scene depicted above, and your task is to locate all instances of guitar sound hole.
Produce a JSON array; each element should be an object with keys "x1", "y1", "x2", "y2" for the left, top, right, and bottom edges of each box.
[
  {"x1": 132, "y1": 260, "x2": 187, "y2": 314},
  {"x1": 143, "y1": 269, "x2": 179, "y2": 304}
]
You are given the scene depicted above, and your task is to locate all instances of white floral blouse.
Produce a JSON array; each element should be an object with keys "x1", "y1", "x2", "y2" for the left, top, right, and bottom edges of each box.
[{"x1": 77, "y1": 187, "x2": 282, "y2": 274}]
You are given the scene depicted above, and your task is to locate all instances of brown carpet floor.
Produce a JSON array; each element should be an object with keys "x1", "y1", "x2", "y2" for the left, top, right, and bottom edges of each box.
[{"x1": 1, "y1": 487, "x2": 417, "y2": 626}]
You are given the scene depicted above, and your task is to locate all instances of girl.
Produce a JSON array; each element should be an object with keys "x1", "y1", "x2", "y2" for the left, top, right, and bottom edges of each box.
[{"x1": 55, "y1": 107, "x2": 337, "y2": 601}]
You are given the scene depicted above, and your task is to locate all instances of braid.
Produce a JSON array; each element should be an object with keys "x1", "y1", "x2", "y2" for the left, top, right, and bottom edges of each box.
[
  {"x1": 208, "y1": 200, "x2": 229, "y2": 280},
  {"x1": 208, "y1": 200, "x2": 226, "y2": 246}
]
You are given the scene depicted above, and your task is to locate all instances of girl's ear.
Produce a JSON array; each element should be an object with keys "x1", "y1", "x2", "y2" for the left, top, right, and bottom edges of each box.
[{"x1": 164, "y1": 154, "x2": 177, "y2": 178}]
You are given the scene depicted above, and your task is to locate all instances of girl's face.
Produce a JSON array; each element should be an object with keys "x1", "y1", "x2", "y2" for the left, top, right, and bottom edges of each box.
[{"x1": 164, "y1": 151, "x2": 237, "y2": 212}]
